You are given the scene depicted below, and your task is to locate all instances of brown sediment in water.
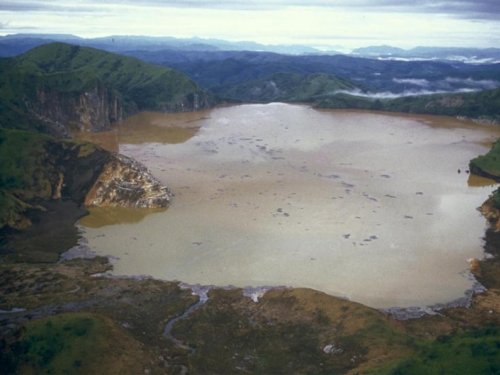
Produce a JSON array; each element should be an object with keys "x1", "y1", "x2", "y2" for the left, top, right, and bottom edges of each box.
[
  {"x1": 116, "y1": 111, "x2": 206, "y2": 146},
  {"x1": 78, "y1": 104, "x2": 500, "y2": 309},
  {"x1": 73, "y1": 130, "x2": 120, "y2": 153},
  {"x1": 467, "y1": 174, "x2": 498, "y2": 187},
  {"x1": 74, "y1": 111, "x2": 207, "y2": 152},
  {"x1": 79, "y1": 206, "x2": 168, "y2": 229},
  {"x1": 4, "y1": 105, "x2": 500, "y2": 374}
]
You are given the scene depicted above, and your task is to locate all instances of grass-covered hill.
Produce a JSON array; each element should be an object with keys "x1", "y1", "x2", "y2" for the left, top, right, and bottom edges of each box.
[
  {"x1": 0, "y1": 128, "x2": 108, "y2": 231},
  {"x1": 470, "y1": 137, "x2": 500, "y2": 181},
  {"x1": 215, "y1": 72, "x2": 362, "y2": 102},
  {"x1": 0, "y1": 43, "x2": 216, "y2": 137},
  {"x1": 316, "y1": 88, "x2": 500, "y2": 123}
]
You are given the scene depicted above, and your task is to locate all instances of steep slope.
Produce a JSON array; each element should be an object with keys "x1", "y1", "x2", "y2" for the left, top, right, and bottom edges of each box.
[
  {"x1": 317, "y1": 88, "x2": 500, "y2": 122},
  {"x1": 470, "y1": 137, "x2": 500, "y2": 181},
  {"x1": 0, "y1": 43, "x2": 216, "y2": 137},
  {"x1": 0, "y1": 129, "x2": 172, "y2": 231},
  {"x1": 215, "y1": 72, "x2": 362, "y2": 102}
]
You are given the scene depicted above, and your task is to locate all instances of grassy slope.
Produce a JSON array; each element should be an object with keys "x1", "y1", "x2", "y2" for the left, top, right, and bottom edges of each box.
[
  {"x1": 317, "y1": 88, "x2": 500, "y2": 122},
  {"x1": 0, "y1": 129, "x2": 52, "y2": 228},
  {"x1": 172, "y1": 288, "x2": 500, "y2": 374},
  {"x1": 0, "y1": 43, "x2": 213, "y2": 133},
  {"x1": 1, "y1": 313, "x2": 151, "y2": 374},
  {"x1": 470, "y1": 139, "x2": 500, "y2": 180},
  {"x1": 217, "y1": 72, "x2": 361, "y2": 102},
  {"x1": 380, "y1": 327, "x2": 500, "y2": 375},
  {"x1": 14, "y1": 43, "x2": 204, "y2": 109},
  {"x1": 0, "y1": 128, "x2": 99, "y2": 229},
  {"x1": 470, "y1": 139, "x2": 500, "y2": 208},
  {"x1": 0, "y1": 60, "x2": 53, "y2": 133}
]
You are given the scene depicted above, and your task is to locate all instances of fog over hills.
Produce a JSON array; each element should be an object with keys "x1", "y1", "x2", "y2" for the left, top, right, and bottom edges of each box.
[{"x1": 2, "y1": 34, "x2": 500, "y2": 118}]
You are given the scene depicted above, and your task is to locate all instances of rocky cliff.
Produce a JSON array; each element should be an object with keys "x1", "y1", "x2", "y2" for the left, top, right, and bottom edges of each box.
[
  {"x1": 480, "y1": 192, "x2": 500, "y2": 230},
  {"x1": 159, "y1": 92, "x2": 218, "y2": 112},
  {"x1": 0, "y1": 43, "x2": 218, "y2": 138},
  {"x1": 0, "y1": 129, "x2": 172, "y2": 230},
  {"x1": 85, "y1": 153, "x2": 172, "y2": 208},
  {"x1": 26, "y1": 81, "x2": 123, "y2": 137}
]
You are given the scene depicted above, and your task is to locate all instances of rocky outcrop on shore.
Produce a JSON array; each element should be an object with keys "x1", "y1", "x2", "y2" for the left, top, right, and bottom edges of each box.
[
  {"x1": 85, "y1": 153, "x2": 172, "y2": 208},
  {"x1": 159, "y1": 92, "x2": 218, "y2": 113},
  {"x1": 0, "y1": 130, "x2": 172, "y2": 231},
  {"x1": 480, "y1": 194, "x2": 500, "y2": 230}
]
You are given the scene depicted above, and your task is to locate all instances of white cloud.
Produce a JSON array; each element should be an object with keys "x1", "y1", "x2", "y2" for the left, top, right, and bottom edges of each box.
[
  {"x1": 393, "y1": 78, "x2": 430, "y2": 87},
  {"x1": 334, "y1": 88, "x2": 479, "y2": 99},
  {"x1": 445, "y1": 77, "x2": 500, "y2": 89},
  {"x1": 0, "y1": 1, "x2": 499, "y2": 48}
]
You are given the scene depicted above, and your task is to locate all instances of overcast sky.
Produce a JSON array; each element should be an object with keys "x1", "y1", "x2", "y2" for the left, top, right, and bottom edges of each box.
[{"x1": 1, "y1": 0, "x2": 499, "y2": 49}]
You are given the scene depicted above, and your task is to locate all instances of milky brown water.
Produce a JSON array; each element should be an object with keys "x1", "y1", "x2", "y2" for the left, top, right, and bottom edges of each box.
[{"x1": 80, "y1": 104, "x2": 500, "y2": 309}]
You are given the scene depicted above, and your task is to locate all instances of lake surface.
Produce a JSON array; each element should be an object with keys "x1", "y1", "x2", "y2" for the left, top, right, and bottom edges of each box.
[{"x1": 79, "y1": 104, "x2": 500, "y2": 309}]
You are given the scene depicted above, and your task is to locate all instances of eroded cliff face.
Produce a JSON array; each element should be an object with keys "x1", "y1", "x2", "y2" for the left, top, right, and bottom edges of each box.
[
  {"x1": 26, "y1": 83, "x2": 124, "y2": 137},
  {"x1": 481, "y1": 193, "x2": 500, "y2": 231},
  {"x1": 23, "y1": 84, "x2": 217, "y2": 138},
  {"x1": 85, "y1": 153, "x2": 172, "y2": 208},
  {"x1": 0, "y1": 137, "x2": 172, "y2": 230},
  {"x1": 159, "y1": 92, "x2": 218, "y2": 113}
]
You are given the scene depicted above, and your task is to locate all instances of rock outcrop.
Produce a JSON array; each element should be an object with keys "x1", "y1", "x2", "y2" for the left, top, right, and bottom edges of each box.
[
  {"x1": 159, "y1": 92, "x2": 218, "y2": 113},
  {"x1": 0, "y1": 130, "x2": 172, "y2": 230},
  {"x1": 1, "y1": 43, "x2": 218, "y2": 138},
  {"x1": 85, "y1": 153, "x2": 172, "y2": 208},
  {"x1": 481, "y1": 192, "x2": 500, "y2": 231},
  {"x1": 27, "y1": 82, "x2": 123, "y2": 137}
]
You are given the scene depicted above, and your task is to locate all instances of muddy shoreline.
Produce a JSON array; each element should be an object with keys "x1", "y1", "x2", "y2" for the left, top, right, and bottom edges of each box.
[
  {"x1": 1, "y1": 176, "x2": 500, "y2": 374},
  {"x1": 2, "y1": 108, "x2": 500, "y2": 373},
  {"x1": 59, "y1": 232, "x2": 492, "y2": 321}
]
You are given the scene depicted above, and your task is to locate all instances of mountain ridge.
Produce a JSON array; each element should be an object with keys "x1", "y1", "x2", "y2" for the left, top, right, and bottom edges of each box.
[{"x1": 0, "y1": 43, "x2": 216, "y2": 137}]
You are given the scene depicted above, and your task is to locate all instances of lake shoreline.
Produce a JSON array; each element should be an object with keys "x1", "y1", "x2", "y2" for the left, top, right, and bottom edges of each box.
[{"x1": 2, "y1": 107, "x2": 500, "y2": 373}]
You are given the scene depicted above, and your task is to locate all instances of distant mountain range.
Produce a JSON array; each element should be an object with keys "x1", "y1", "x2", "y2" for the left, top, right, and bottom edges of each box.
[
  {"x1": 0, "y1": 34, "x2": 337, "y2": 58},
  {"x1": 3, "y1": 34, "x2": 500, "y2": 65},
  {"x1": 150, "y1": 51, "x2": 500, "y2": 97},
  {"x1": 1, "y1": 36, "x2": 500, "y2": 127},
  {"x1": 215, "y1": 72, "x2": 363, "y2": 102}
]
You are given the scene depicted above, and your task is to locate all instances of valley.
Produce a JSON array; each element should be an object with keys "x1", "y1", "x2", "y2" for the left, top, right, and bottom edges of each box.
[{"x1": 2, "y1": 35, "x2": 500, "y2": 374}]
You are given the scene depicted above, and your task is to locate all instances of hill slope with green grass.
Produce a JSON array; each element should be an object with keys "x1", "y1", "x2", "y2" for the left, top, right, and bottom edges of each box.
[
  {"x1": 317, "y1": 88, "x2": 500, "y2": 123},
  {"x1": 0, "y1": 43, "x2": 216, "y2": 137},
  {"x1": 215, "y1": 72, "x2": 362, "y2": 102},
  {"x1": 0, "y1": 128, "x2": 108, "y2": 230}
]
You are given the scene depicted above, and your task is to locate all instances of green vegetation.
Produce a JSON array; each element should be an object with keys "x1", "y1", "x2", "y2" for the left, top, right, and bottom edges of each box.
[
  {"x1": 469, "y1": 135, "x2": 500, "y2": 215},
  {"x1": 14, "y1": 43, "x2": 207, "y2": 109},
  {"x1": 0, "y1": 43, "x2": 214, "y2": 135},
  {"x1": 0, "y1": 312, "x2": 153, "y2": 375},
  {"x1": 316, "y1": 92, "x2": 377, "y2": 110},
  {"x1": 470, "y1": 139, "x2": 500, "y2": 181},
  {"x1": 0, "y1": 129, "x2": 51, "y2": 193},
  {"x1": 317, "y1": 88, "x2": 500, "y2": 122},
  {"x1": 173, "y1": 289, "x2": 414, "y2": 374},
  {"x1": 217, "y1": 72, "x2": 362, "y2": 102},
  {"x1": 0, "y1": 128, "x2": 100, "y2": 230},
  {"x1": 0, "y1": 129, "x2": 52, "y2": 227},
  {"x1": 1, "y1": 314, "x2": 107, "y2": 374},
  {"x1": 385, "y1": 327, "x2": 500, "y2": 375}
]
